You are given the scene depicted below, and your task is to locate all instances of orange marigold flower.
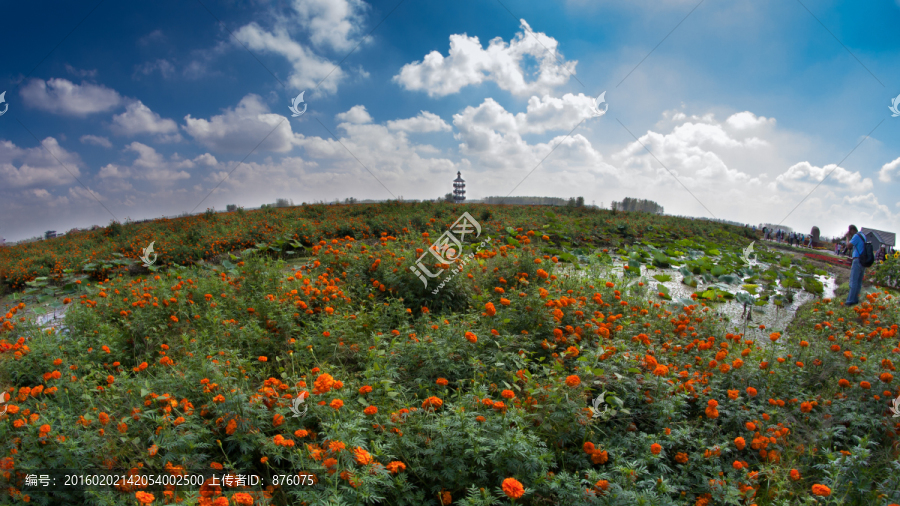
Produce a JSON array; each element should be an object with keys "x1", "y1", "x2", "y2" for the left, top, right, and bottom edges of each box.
[
  {"x1": 746, "y1": 387, "x2": 757, "y2": 397},
  {"x1": 359, "y1": 385, "x2": 373, "y2": 394},
  {"x1": 330, "y1": 399, "x2": 344, "y2": 410},
  {"x1": 790, "y1": 469, "x2": 801, "y2": 481},
  {"x1": 135, "y1": 491, "x2": 155, "y2": 505},
  {"x1": 860, "y1": 381, "x2": 871, "y2": 390},
  {"x1": 811, "y1": 484, "x2": 831, "y2": 497},
  {"x1": 501, "y1": 477, "x2": 525, "y2": 499},
  {"x1": 232, "y1": 492, "x2": 255, "y2": 505},
  {"x1": 422, "y1": 396, "x2": 443, "y2": 410},
  {"x1": 734, "y1": 437, "x2": 746, "y2": 450},
  {"x1": 485, "y1": 302, "x2": 497, "y2": 316},
  {"x1": 732, "y1": 460, "x2": 743, "y2": 470},
  {"x1": 314, "y1": 373, "x2": 335, "y2": 394},
  {"x1": 650, "y1": 443, "x2": 662, "y2": 455},
  {"x1": 838, "y1": 378, "x2": 850, "y2": 388},
  {"x1": 565, "y1": 375, "x2": 581, "y2": 388},
  {"x1": 364, "y1": 405, "x2": 378, "y2": 416},
  {"x1": 464, "y1": 332, "x2": 477, "y2": 343},
  {"x1": 880, "y1": 372, "x2": 893, "y2": 383},
  {"x1": 436, "y1": 378, "x2": 448, "y2": 386},
  {"x1": 727, "y1": 389, "x2": 739, "y2": 400},
  {"x1": 258, "y1": 356, "x2": 267, "y2": 362},
  {"x1": 674, "y1": 452, "x2": 688, "y2": 464},
  {"x1": 769, "y1": 332, "x2": 781, "y2": 342},
  {"x1": 501, "y1": 389, "x2": 515, "y2": 399},
  {"x1": 353, "y1": 447, "x2": 373, "y2": 465},
  {"x1": 385, "y1": 461, "x2": 406, "y2": 474}
]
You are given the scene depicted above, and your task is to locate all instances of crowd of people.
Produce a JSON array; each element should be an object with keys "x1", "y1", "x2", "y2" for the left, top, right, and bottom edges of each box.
[{"x1": 760, "y1": 227, "x2": 815, "y2": 248}]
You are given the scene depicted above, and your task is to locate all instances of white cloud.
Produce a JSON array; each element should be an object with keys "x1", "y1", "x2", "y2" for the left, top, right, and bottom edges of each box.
[
  {"x1": 80, "y1": 135, "x2": 112, "y2": 148},
  {"x1": 878, "y1": 156, "x2": 900, "y2": 182},
  {"x1": 386, "y1": 111, "x2": 452, "y2": 133},
  {"x1": 193, "y1": 153, "x2": 218, "y2": 166},
  {"x1": 233, "y1": 23, "x2": 346, "y2": 95},
  {"x1": 64, "y1": 64, "x2": 97, "y2": 78},
  {"x1": 111, "y1": 100, "x2": 181, "y2": 142},
  {"x1": 725, "y1": 111, "x2": 775, "y2": 130},
  {"x1": 138, "y1": 29, "x2": 166, "y2": 47},
  {"x1": 20, "y1": 78, "x2": 122, "y2": 116},
  {"x1": 100, "y1": 142, "x2": 194, "y2": 183},
  {"x1": 183, "y1": 94, "x2": 296, "y2": 153},
  {"x1": 0, "y1": 138, "x2": 82, "y2": 188},
  {"x1": 335, "y1": 105, "x2": 373, "y2": 124},
  {"x1": 394, "y1": 19, "x2": 577, "y2": 97},
  {"x1": 291, "y1": 0, "x2": 369, "y2": 52},
  {"x1": 133, "y1": 59, "x2": 176, "y2": 79},
  {"x1": 772, "y1": 161, "x2": 872, "y2": 193}
]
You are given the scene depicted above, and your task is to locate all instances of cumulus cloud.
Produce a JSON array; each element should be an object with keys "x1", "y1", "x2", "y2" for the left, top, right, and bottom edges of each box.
[
  {"x1": 233, "y1": 24, "x2": 347, "y2": 95},
  {"x1": 80, "y1": 135, "x2": 112, "y2": 148},
  {"x1": 335, "y1": 105, "x2": 373, "y2": 124},
  {"x1": 291, "y1": 0, "x2": 369, "y2": 52},
  {"x1": 183, "y1": 94, "x2": 296, "y2": 153},
  {"x1": 386, "y1": 111, "x2": 452, "y2": 133},
  {"x1": 878, "y1": 156, "x2": 900, "y2": 182},
  {"x1": 0, "y1": 138, "x2": 82, "y2": 188},
  {"x1": 98, "y1": 142, "x2": 199, "y2": 183},
  {"x1": 772, "y1": 161, "x2": 872, "y2": 193},
  {"x1": 725, "y1": 111, "x2": 775, "y2": 130},
  {"x1": 394, "y1": 19, "x2": 577, "y2": 97},
  {"x1": 111, "y1": 100, "x2": 181, "y2": 142},
  {"x1": 20, "y1": 78, "x2": 122, "y2": 116}
]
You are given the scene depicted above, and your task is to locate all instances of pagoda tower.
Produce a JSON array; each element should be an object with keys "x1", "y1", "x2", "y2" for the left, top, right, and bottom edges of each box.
[{"x1": 453, "y1": 171, "x2": 466, "y2": 203}]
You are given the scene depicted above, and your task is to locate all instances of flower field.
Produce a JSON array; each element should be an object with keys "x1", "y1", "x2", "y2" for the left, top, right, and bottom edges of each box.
[{"x1": 1, "y1": 202, "x2": 899, "y2": 506}]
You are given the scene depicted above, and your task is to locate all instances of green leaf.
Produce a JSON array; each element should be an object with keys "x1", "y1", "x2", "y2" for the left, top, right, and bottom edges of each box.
[{"x1": 627, "y1": 368, "x2": 641, "y2": 374}]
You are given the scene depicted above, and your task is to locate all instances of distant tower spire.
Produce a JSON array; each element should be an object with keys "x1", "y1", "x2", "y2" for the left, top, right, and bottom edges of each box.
[{"x1": 453, "y1": 171, "x2": 466, "y2": 204}]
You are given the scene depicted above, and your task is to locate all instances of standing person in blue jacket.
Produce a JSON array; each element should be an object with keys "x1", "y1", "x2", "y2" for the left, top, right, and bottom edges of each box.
[{"x1": 845, "y1": 225, "x2": 866, "y2": 307}]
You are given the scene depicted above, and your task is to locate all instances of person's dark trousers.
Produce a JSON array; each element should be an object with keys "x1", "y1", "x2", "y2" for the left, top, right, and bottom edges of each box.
[{"x1": 845, "y1": 257, "x2": 865, "y2": 306}]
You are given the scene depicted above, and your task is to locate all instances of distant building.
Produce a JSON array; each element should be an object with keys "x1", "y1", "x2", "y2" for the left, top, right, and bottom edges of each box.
[
  {"x1": 45, "y1": 230, "x2": 57, "y2": 240},
  {"x1": 453, "y1": 171, "x2": 466, "y2": 203},
  {"x1": 860, "y1": 227, "x2": 896, "y2": 251}
]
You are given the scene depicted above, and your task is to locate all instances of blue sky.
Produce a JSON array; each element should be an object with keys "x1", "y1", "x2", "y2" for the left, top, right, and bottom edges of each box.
[{"x1": 1, "y1": 0, "x2": 899, "y2": 242}]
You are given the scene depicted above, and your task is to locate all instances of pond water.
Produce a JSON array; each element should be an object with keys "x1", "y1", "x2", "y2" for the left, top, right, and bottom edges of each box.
[{"x1": 559, "y1": 257, "x2": 838, "y2": 342}]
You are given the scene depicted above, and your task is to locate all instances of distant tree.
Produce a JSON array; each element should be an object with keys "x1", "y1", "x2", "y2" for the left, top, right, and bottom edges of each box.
[
  {"x1": 275, "y1": 198, "x2": 293, "y2": 208},
  {"x1": 576, "y1": 196, "x2": 584, "y2": 207},
  {"x1": 444, "y1": 193, "x2": 454, "y2": 203},
  {"x1": 611, "y1": 197, "x2": 663, "y2": 214},
  {"x1": 226, "y1": 204, "x2": 237, "y2": 212}
]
